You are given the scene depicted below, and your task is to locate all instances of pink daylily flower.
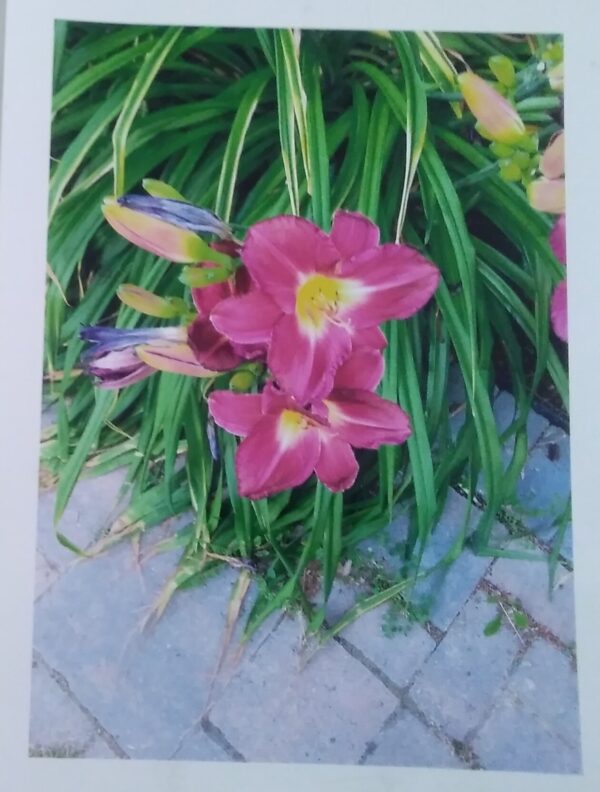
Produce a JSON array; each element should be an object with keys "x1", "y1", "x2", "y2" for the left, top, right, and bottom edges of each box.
[
  {"x1": 80, "y1": 325, "x2": 216, "y2": 388},
  {"x1": 210, "y1": 211, "x2": 439, "y2": 403},
  {"x1": 187, "y1": 265, "x2": 266, "y2": 371},
  {"x1": 549, "y1": 215, "x2": 567, "y2": 341},
  {"x1": 208, "y1": 353, "x2": 409, "y2": 499}
]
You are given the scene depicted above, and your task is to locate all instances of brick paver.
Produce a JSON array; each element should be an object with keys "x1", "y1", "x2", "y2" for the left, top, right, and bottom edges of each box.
[
  {"x1": 336, "y1": 607, "x2": 435, "y2": 689},
  {"x1": 209, "y1": 615, "x2": 398, "y2": 764},
  {"x1": 29, "y1": 400, "x2": 580, "y2": 772},
  {"x1": 474, "y1": 640, "x2": 581, "y2": 773},
  {"x1": 29, "y1": 657, "x2": 117, "y2": 759},
  {"x1": 503, "y1": 640, "x2": 580, "y2": 748},
  {"x1": 36, "y1": 468, "x2": 128, "y2": 571},
  {"x1": 408, "y1": 590, "x2": 521, "y2": 740},
  {"x1": 364, "y1": 709, "x2": 464, "y2": 769},
  {"x1": 33, "y1": 530, "x2": 244, "y2": 759}
]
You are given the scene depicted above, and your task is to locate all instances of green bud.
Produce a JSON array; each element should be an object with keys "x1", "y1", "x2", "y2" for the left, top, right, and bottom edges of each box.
[
  {"x1": 142, "y1": 178, "x2": 188, "y2": 202},
  {"x1": 179, "y1": 266, "x2": 231, "y2": 288},
  {"x1": 499, "y1": 162, "x2": 522, "y2": 182},
  {"x1": 490, "y1": 142, "x2": 514, "y2": 159},
  {"x1": 489, "y1": 55, "x2": 516, "y2": 88},
  {"x1": 511, "y1": 150, "x2": 531, "y2": 169},
  {"x1": 230, "y1": 371, "x2": 256, "y2": 392},
  {"x1": 517, "y1": 133, "x2": 539, "y2": 154},
  {"x1": 544, "y1": 41, "x2": 563, "y2": 64}
]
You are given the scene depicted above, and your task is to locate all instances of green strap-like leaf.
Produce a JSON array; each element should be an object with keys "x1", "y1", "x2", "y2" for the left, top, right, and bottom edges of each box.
[
  {"x1": 274, "y1": 32, "x2": 301, "y2": 214},
  {"x1": 49, "y1": 85, "x2": 128, "y2": 221},
  {"x1": 276, "y1": 30, "x2": 311, "y2": 195},
  {"x1": 52, "y1": 40, "x2": 154, "y2": 115},
  {"x1": 215, "y1": 71, "x2": 270, "y2": 222},
  {"x1": 392, "y1": 33, "x2": 428, "y2": 241},
  {"x1": 112, "y1": 26, "x2": 183, "y2": 196}
]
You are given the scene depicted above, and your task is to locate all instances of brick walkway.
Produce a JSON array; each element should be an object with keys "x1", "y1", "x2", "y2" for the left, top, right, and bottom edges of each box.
[{"x1": 30, "y1": 391, "x2": 580, "y2": 772}]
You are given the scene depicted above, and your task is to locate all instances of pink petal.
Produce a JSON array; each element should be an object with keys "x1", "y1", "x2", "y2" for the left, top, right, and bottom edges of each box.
[
  {"x1": 242, "y1": 216, "x2": 340, "y2": 310},
  {"x1": 551, "y1": 279, "x2": 568, "y2": 342},
  {"x1": 330, "y1": 211, "x2": 380, "y2": 260},
  {"x1": 87, "y1": 348, "x2": 141, "y2": 372},
  {"x1": 232, "y1": 341, "x2": 267, "y2": 362},
  {"x1": 260, "y1": 381, "x2": 297, "y2": 415},
  {"x1": 187, "y1": 317, "x2": 243, "y2": 371},
  {"x1": 325, "y1": 389, "x2": 412, "y2": 449},
  {"x1": 236, "y1": 414, "x2": 321, "y2": 499},
  {"x1": 208, "y1": 390, "x2": 264, "y2": 437},
  {"x1": 354, "y1": 326, "x2": 388, "y2": 350},
  {"x1": 315, "y1": 435, "x2": 358, "y2": 492},
  {"x1": 341, "y1": 244, "x2": 440, "y2": 327},
  {"x1": 88, "y1": 350, "x2": 153, "y2": 389},
  {"x1": 550, "y1": 215, "x2": 566, "y2": 266},
  {"x1": 191, "y1": 270, "x2": 233, "y2": 315},
  {"x1": 268, "y1": 314, "x2": 352, "y2": 403},
  {"x1": 334, "y1": 347, "x2": 384, "y2": 391},
  {"x1": 234, "y1": 266, "x2": 253, "y2": 295},
  {"x1": 211, "y1": 239, "x2": 242, "y2": 257},
  {"x1": 210, "y1": 292, "x2": 282, "y2": 345}
]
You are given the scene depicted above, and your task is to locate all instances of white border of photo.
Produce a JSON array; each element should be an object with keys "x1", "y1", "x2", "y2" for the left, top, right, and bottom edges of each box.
[{"x1": 1, "y1": 0, "x2": 599, "y2": 789}]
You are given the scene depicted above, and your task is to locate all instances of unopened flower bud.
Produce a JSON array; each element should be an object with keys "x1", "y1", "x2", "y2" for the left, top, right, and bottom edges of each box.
[
  {"x1": 489, "y1": 55, "x2": 516, "y2": 88},
  {"x1": 458, "y1": 71, "x2": 526, "y2": 144},
  {"x1": 540, "y1": 131, "x2": 564, "y2": 180},
  {"x1": 229, "y1": 370, "x2": 256, "y2": 392},
  {"x1": 179, "y1": 265, "x2": 232, "y2": 288},
  {"x1": 117, "y1": 284, "x2": 183, "y2": 318},
  {"x1": 527, "y1": 178, "x2": 566, "y2": 214},
  {"x1": 499, "y1": 161, "x2": 522, "y2": 182}
]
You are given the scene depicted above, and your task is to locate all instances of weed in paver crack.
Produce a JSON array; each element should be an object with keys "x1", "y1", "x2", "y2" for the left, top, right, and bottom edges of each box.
[
  {"x1": 300, "y1": 559, "x2": 322, "y2": 600},
  {"x1": 338, "y1": 557, "x2": 419, "y2": 626},
  {"x1": 359, "y1": 739, "x2": 378, "y2": 764},
  {"x1": 450, "y1": 739, "x2": 482, "y2": 769},
  {"x1": 30, "y1": 743, "x2": 86, "y2": 759},
  {"x1": 381, "y1": 599, "x2": 429, "y2": 638},
  {"x1": 483, "y1": 594, "x2": 529, "y2": 644},
  {"x1": 478, "y1": 578, "x2": 576, "y2": 661}
]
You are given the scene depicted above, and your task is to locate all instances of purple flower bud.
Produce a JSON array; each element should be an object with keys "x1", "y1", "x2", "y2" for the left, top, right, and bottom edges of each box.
[{"x1": 116, "y1": 195, "x2": 232, "y2": 239}]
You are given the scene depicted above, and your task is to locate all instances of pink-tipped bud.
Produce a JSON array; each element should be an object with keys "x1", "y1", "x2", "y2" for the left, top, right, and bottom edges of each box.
[
  {"x1": 527, "y1": 178, "x2": 566, "y2": 214},
  {"x1": 458, "y1": 71, "x2": 526, "y2": 145},
  {"x1": 540, "y1": 131, "x2": 565, "y2": 180},
  {"x1": 136, "y1": 343, "x2": 216, "y2": 378},
  {"x1": 103, "y1": 198, "x2": 219, "y2": 264}
]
